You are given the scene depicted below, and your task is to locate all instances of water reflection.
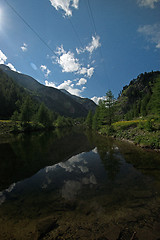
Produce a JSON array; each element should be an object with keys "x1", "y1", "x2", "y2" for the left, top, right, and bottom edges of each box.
[
  {"x1": 0, "y1": 129, "x2": 160, "y2": 240},
  {"x1": 0, "y1": 148, "x2": 99, "y2": 205},
  {"x1": 0, "y1": 128, "x2": 94, "y2": 190}
]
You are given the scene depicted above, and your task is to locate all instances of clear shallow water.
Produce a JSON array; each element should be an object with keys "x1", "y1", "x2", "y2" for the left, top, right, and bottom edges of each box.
[{"x1": 0, "y1": 128, "x2": 160, "y2": 240}]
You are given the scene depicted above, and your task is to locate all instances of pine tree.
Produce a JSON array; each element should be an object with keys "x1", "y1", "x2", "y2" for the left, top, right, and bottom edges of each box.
[
  {"x1": 148, "y1": 77, "x2": 160, "y2": 115},
  {"x1": 37, "y1": 103, "x2": 52, "y2": 127},
  {"x1": 85, "y1": 110, "x2": 93, "y2": 128},
  {"x1": 105, "y1": 90, "x2": 115, "y2": 125},
  {"x1": 20, "y1": 97, "x2": 33, "y2": 123},
  {"x1": 92, "y1": 107, "x2": 99, "y2": 130}
]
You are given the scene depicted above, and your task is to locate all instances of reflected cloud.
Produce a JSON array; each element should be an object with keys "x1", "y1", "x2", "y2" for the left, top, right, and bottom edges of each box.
[
  {"x1": 6, "y1": 183, "x2": 16, "y2": 193},
  {"x1": 82, "y1": 174, "x2": 97, "y2": 185},
  {"x1": 78, "y1": 165, "x2": 89, "y2": 173},
  {"x1": 0, "y1": 192, "x2": 6, "y2": 205},
  {"x1": 62, "y1": 180, "x2": 82, "y2": 200},
  {"x1": 45, "y1": 152, "x2": 89, "y2": 174},
  {"x1": 62, "y1": 174, "x2": 97, "y2": 201},
  {"x1": 0, "y1": 148, "x2": 99, "y2": 205},
  {"x1": 92, "y1": 147, "x2": 98, "y2": 154},
  {"x1": 0, "y1": 182, "x2": 16, "y2": 205}
]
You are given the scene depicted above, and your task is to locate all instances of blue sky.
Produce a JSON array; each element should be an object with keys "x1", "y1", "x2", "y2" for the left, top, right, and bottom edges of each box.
[{"x1": 0, "y1": 0, "x2": 160, "y2": 103}]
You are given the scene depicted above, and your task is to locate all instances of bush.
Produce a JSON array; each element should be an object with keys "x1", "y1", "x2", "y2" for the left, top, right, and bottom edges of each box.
[{"x1": 145, "y1": 119, "x2": 154, "y2": 132}]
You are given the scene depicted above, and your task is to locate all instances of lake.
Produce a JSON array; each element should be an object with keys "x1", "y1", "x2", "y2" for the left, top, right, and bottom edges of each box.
[{"x1": 0, "y1": 128, "x2": 160, "y2": 240}]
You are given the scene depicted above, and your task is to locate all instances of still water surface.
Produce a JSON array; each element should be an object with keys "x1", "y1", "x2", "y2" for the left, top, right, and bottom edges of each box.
[{"x1": 0, "y1": 128, "x2": 160, "y2": 240}]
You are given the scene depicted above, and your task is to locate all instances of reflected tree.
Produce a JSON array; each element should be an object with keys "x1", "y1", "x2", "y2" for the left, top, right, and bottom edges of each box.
[{"x1": 96, "y1": 138, "x2": 121, "y2": 181}]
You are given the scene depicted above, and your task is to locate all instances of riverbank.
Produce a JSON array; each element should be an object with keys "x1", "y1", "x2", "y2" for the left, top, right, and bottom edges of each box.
[
  {"x1": 99, "y1": 119, "x2": 160, "y2": 151},
  {"x1": 0, "y1": 120, "x2": 53, "y2": 135}
]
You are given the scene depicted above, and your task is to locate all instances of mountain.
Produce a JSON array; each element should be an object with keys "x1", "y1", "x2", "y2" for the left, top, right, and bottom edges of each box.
[
  {"x1": 60, "y1": 89, "x2": 96, "y2": 112},
  {"x1": 116, "y1": 71, "x2": 160, "y2": 119},
  {"x1": 0, "y1": 68, "x2": 29, "y2": 119},
  {"x1": 0, "y1": 64, "x2": 96, "y2": 118}
]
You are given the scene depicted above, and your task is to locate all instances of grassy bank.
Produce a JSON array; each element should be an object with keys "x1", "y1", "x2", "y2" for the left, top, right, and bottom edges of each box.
[
  {"x1": 0, "y1": 120, "x2": 51, "y2": 135},
  {"x1": 0, "y1": 118, "x2": 74, "y2": 135},
  {"x1": 0, "y1": 120, "x2": 16, "y2": 135},
  {"x1": 99, "y1": 118, "x2": 160, "y2": 150}
]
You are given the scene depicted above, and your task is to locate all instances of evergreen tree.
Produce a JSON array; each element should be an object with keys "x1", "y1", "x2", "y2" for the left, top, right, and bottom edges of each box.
[
  {"x1": 37, "y1": 103, "x2": 52, "y2": 127},
  {"x1": 147, "y1": 77, "x2": 160, "y2": 115},
  {"x1": 92, "y1": 107, "x2": 100, "y2": 130},
  {"x1": 20, "y1": 97, "x2": 34, "y2": 123},
  {"x1": 85, "y1": 110, "x2": 93, "y2": 128},
  {"x1": 98, "y1": 100, "x2": 108, "y2": 126},
  {"x1": 105, "y1": 90, "x2": 115, "y2": 125}
]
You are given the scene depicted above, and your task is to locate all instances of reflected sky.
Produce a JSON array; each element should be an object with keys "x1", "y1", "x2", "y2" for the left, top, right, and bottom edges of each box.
[
  {"x1": 0, "y1": 143, "x2": 155, "y2": 207},
  {"x1": 0, "y1": 147, "x2": 101, "y2": 204},
  {"x1": 0, "y1": 131, "x2": 160, "y2": 240}
]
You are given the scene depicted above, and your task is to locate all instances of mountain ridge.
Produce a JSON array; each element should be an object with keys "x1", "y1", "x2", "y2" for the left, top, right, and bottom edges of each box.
[{"x1": 0, "y1": 64, "x2": 96, "y2": 118}]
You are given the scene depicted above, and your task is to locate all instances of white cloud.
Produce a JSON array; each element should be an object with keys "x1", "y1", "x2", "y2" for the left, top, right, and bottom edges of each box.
[
  {"x1": 76, "y1": 78, "x2": 87, "y2": 86},
  {"x1": 7, "y1": 63, "x2": 17, "y2": 72},
  {"x1": 40, "y1": 65, "x2": 47, "y2": 71},
  {"x1": 76, "y1": 47, "x2": 84, "y2": 55},
  {"x1": 137, "y1": 0, "x2": 160, "y2": 8},
  {"x1": 138, "y1": 24, "x2": 160, "y2": 49},
  {"x1": 40, "y1": 64, "x2": 51, "y2": 77},
  {"x1": 45, "y1": 80, "x2": 57, "y2": 88},
  {"x1": 45, "y1": 79, "x2": 85, "y2": 96},
  {"x1": 76, "y1": 35, "x2": 101, "y2": 55},
  {"x1": 91, "y1": 96, "x2": 106, "y2": 105},
  {"x1": 78, "y1": 66, "x2": 94, "y2": 78},
  {"x1": 57, "y1": 46, "x2": 81, "y2": 72},
  {"x1": 79, "y1": 67, "x2": 87, "y2": 75},
  {"x1": 0, "y1": 50, "x2": 7, "y2": 64},
  {"x1": 86, "y1": 35, "x2": 101, "y2": 54},
  {"x1": 87, "y1": 67, "x2": 94, "y2": 78},
  {"x1": 49, "y1": 0, "x2": 79, "y2": 16},
  {"x1": 21, "y1": 43, "x2": 28, "y2": 52},
  {"x1": 54, "y1": 45, "x2": 95, "y2": 78},
  {"x1": 55, "y1": 44, "x2": 66, "y2": 55},
  {"x1": 0, "y1": 49, "x2": 18, "y2": 72},
  {"x1": 72, "y1": 0, "x2": 79, "y2": 9}
]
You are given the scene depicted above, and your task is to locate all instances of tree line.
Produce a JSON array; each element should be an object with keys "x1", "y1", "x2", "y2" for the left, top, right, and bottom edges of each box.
[
  {"x1": 85, "y1": 90, "x2": 116, "y2": 131},
  {"x1": 85, "y1": 72, "x2": 160, "y2": 131}
]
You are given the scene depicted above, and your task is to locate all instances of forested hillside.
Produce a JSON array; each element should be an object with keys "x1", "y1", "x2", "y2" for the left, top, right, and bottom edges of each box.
[
  {"x1": 0, "y1": 69, "x2": 28, "y2": 119},
  {"x1": 0, "y1": 69, "x2": 58, "y2": 127},
  {"x1": 117, "y1": 71, "x2": 160, "y2": 120},
  {"x1": 0, "y1": 64, "x2": 96, "y2": 118},
  {"x1": 85, "y1": 70, "x2": 160, "y2": 149}
]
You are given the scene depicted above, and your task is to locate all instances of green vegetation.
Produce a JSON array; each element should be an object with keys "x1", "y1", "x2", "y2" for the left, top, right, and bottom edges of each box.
[
  {"x1": 0, "y1": 69, "x2": 27, "y2": 119},
  {"x1": 0, "y1": 64, "x2": 96, "y2": 118},
  {"x1": 0, "y1": 69, "x2": 75, "y2": 133},
  {"x1": 85, "y1": 71, "x2": 160, "y2": 150},
  {"x1": 85, "y1": 110, "x2": 93, "y2": 128},
  {"x1": 0, "y1": 66, "x2": 160, "y2": 149}
]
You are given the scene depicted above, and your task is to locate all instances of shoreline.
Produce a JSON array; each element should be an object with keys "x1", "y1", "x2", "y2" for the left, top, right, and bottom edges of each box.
[{"x1": 114, "y1": 136, "x2": 160, "y2": 152}]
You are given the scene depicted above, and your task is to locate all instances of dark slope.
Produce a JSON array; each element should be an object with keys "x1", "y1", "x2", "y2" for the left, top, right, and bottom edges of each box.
[
  {"x1": 60, "y1": 89, "x2": 96, "y2": 113},
  {"x1": 0, "y1": 64, "x2": 96, "y2": 118},
  {"x1": 116, "y1": 71, "x2": 160, "y2": 119},
  {"x1": 0, "y1": 69, "x2": 31, "y2": 119}
]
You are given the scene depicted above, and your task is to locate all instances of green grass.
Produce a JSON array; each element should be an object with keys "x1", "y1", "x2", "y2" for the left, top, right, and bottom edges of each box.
[
  {"x1": 99, "y1": 118, "x2": 160, "y2": 150},
  {"x1": 113, "y1": 119, "x2": 147, "y2": 129}
]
